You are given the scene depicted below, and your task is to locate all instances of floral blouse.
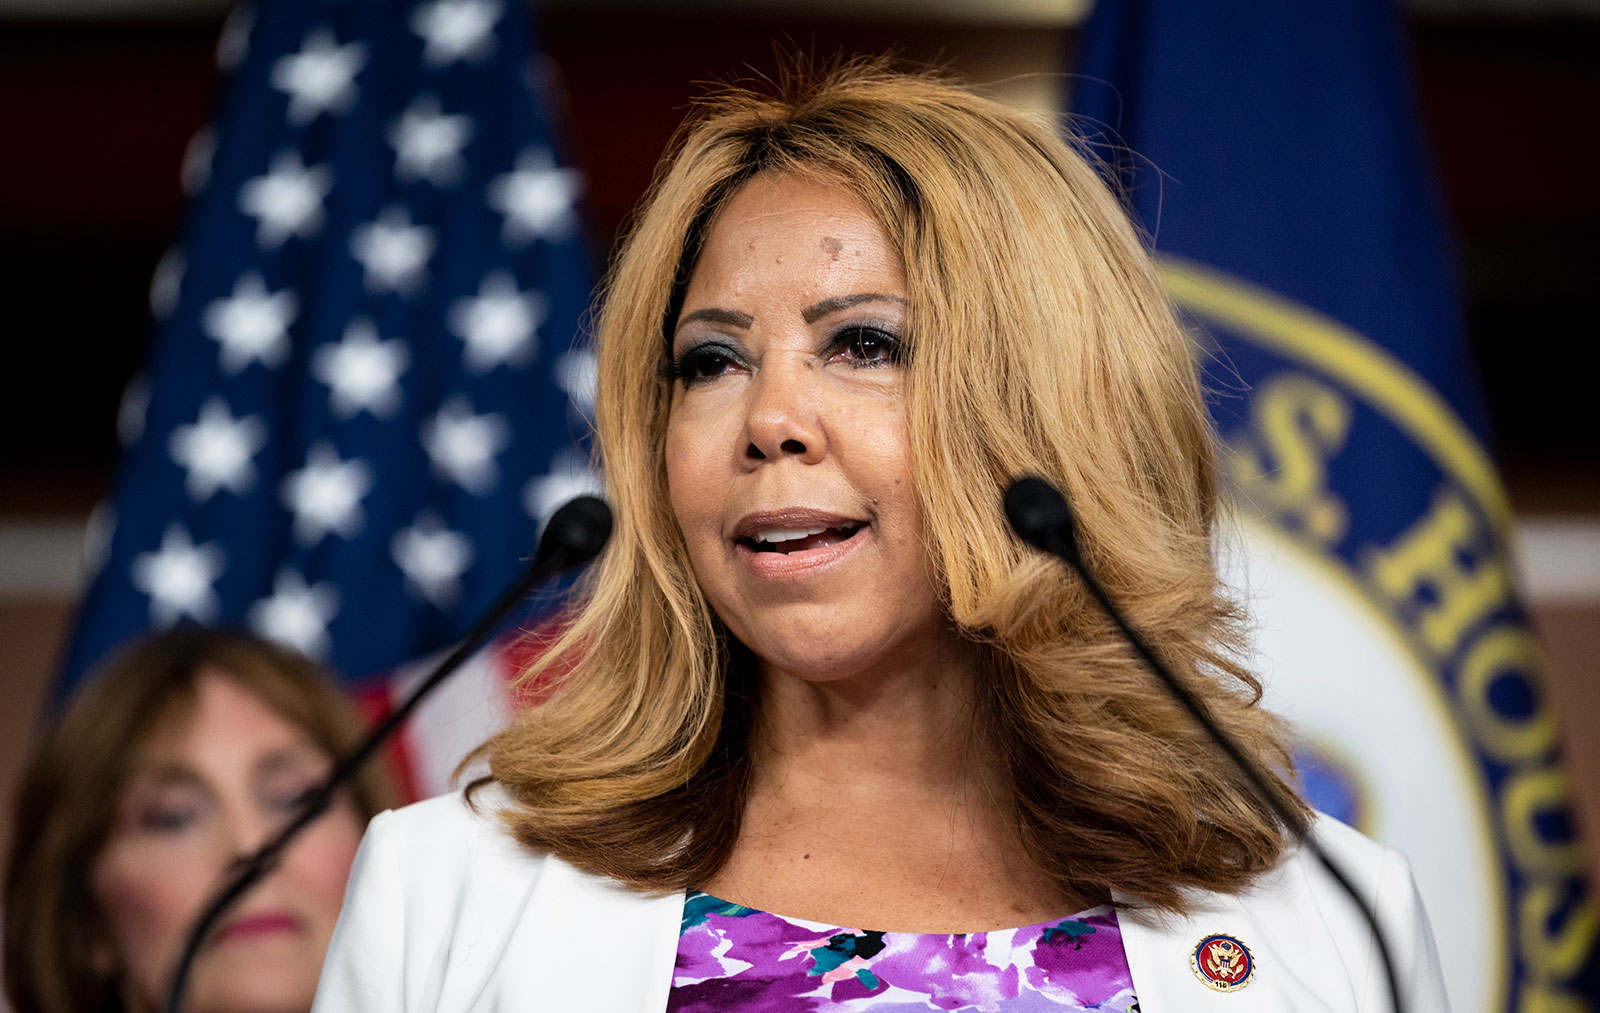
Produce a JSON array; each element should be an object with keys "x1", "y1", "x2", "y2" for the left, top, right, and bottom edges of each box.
[{"x1": 669, "y1": 891, "x2": 1139, "y2": 1011}]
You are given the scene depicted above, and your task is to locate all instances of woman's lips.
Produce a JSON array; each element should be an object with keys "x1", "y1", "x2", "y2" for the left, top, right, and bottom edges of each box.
[
  {"x1": 215, "y1": 912, "x2": 302, "y2": 944},
  {"x1": 734, "y1": 522, "x2": 868, "y2": 577},
  {"x1": 738, "y1": 523, "x2": 861, "y2": 554}
]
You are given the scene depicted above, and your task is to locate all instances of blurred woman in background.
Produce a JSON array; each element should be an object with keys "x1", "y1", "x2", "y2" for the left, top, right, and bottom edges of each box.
[{"x1": 4, "y1": 628, "x2": 395, "y2": 1013}]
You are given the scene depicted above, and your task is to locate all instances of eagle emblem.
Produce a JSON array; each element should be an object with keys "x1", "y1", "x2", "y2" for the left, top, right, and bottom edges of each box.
[{"x1": 1191, "y1": 933, "x2": 1254, "y2": 992}]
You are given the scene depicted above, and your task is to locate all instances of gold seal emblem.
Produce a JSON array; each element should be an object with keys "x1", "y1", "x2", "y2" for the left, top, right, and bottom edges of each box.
[{"x1": 1191, "y1": 932, "x2": 1254, "y2": 992}]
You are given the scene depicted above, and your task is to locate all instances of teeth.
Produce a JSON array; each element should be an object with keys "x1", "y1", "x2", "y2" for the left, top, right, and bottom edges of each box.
[
  {"x1": 748, "y1": 522, "x2": 864, "y2": 546},
  {"x1": 755, "y1": 525, "x2": 829, "y2": 544}
]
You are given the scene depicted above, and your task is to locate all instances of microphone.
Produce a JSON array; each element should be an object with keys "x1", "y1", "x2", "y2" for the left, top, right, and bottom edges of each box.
[
  {"x1": 1003, "y1": 476, "x2": 1406, "y2": 1013},
  {"x1": 164, "y1": 495, "x2": 613, "y2": 1013},
  {"x1": 1003, "y1": 475, "x2": 1084, "y2": 567},
  {"x1": 532, "y1": 492, "x2": 613, "y2": 572}
]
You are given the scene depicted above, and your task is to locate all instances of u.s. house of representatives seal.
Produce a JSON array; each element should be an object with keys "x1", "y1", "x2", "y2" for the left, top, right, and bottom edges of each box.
[{"x1": 1161, "y1": 256, "x2": 1596, "y2": 1013}]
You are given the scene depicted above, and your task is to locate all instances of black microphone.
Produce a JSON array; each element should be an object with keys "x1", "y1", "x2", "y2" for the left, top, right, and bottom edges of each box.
[
  {"x1": 1004, "y1": 475, "x2": 1084, "y2": 567},
  {"x1": 1004, "y1": 476, "x2": 1406, "y2": 1013},
  {"x1": 164, "y1": 495, "x2": 613, "y2": 1013}
]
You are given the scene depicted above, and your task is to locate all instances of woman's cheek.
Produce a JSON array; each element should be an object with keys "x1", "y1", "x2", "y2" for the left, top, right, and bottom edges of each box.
[
  {"x1": 91, "y1": 841, "x2": 207, "y2": 984},
  {"x1": 286, "y1": 803, "x2": 366, "y2": 913}
]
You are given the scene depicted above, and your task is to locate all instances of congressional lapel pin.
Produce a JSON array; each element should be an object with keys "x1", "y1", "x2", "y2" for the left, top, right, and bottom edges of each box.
[{"x1": 1191, "y1": 933, "x2": 1254, "y2": 992}]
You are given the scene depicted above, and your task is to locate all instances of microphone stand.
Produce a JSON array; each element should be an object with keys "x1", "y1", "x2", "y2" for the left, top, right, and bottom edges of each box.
[
  {"x1": 163, "y1": 495, "x2": 612, "y2": 1013},
  {"x1": 1004, "y1": 476, "x2": 1406, "y2": 1013}
]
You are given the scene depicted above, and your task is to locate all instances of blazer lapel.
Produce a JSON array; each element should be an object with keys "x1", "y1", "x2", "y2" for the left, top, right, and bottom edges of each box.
[
  {"x1": 1116, "y1": 850, "x2": 1362, "y2": 1012},
  {"x1": 494, "y1": 855, "x2": 683, "y2": 1012},
  {"x1": 1119, "y1": 892, "x2": 1289, "y2": 1012}
]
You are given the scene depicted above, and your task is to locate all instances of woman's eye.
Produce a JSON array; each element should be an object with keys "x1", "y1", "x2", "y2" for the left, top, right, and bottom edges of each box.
[
  {"x1": 284, "y1": 785, "x2": 320, "y2": 811},
  {"x1": 263, "y1": 775, "x2": 325, "y2": 814},
  {"x1": 830, "y1": 327, "x2": 904, "y2": 367},
  {"x1": 671, "y1": 344, "x2": 741, "y2": 385},
  {"x1": 136, "y1": 804, "x2": 199, "y2": 834}
]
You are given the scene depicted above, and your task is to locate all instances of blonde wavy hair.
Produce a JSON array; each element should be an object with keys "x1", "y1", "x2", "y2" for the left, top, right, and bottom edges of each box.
[{"x1": 481, "y1": 58, "x2": 1307, "y2": 913}]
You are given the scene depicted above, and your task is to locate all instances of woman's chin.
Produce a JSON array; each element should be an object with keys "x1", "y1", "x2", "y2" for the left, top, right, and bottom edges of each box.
[
  {"x1": 735, "y1": 624, "x2": 892, "y2": 685},
  {"x1": 185, "y1": 950, "x2": 319, "y2": 1013},
  {"x1": 744, "y1": 625, "x2": 965, "y2": 690}
]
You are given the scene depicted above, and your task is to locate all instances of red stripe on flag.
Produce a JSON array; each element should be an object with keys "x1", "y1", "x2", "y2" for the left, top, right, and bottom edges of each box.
[
  {"x1": 499, "y1": 616, "x2": 577, "y2": 710},
  {"x1": 351, "y1": 677, "x2": 427, "y2": 805}
]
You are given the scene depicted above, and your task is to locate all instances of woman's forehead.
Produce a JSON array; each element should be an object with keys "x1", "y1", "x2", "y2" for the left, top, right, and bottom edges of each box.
[
  {"x1": 131, "y1": 671, "x2": 318, "y2": 766},
  {"x1": 683, "y1": 177, "x2": 905, "y2": 302}
]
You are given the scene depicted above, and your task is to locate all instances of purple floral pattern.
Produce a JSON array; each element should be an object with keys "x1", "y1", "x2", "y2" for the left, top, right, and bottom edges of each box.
[{"x1": 668, "y1": 891, "x2": 1138, "y2": 1011}]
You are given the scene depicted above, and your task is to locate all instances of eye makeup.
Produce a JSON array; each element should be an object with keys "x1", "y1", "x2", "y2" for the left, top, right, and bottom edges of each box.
[
  {"x1": 122, "y1": 778, "x2": 210, "y2": 835},
  {"x1": 663, "y1": 322, "x2": 907, "y2": 388},
  {"x1": 822, "y1": 323, "x2": 907, "y2": 368},
  {"x1": 662, "y1": 340, "x2": 749, "y2": 386}
]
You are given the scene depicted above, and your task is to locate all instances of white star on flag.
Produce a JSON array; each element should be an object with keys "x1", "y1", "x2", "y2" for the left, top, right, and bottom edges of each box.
[
  {"x1": 486, "y1": 148, "x2": 581, "y2": 246},
  {"x1": 131, "y1": 524, "x2": 227, "y2": 626},
  {"x1": 554, "y1": 347, "x2": 598, "y2": 418},
  {"x1": 281, "y1": 442, "x2": 374, "y2": 546},
  {"x1": 249, "y1": 568, "x2": 340, "y2": 659},
  {"x1": 391, "y1": 512, "x2": 474, "y2": 608},
  {"x1": 409, "y1": 0, "x2": 502, "y2": 67},
  {"x1": 389, "y1": 96, "x2": 474, "y2": 186},
  {"x1": 181, "y1": 126, "x2": 216, "y2": 197},
  {"x1": 149, "y1": 248, "x2": 185, "y2": 320},
  {"x1": 350, "y1": 205, "x2": 435, "y2": 295},
  {"x1": 523, "y1": 449, "x2": 603, "y2": 529},
  {"x1": 83, "y1": 502, "x2": 114, "y2": 580},
  {"x1": 311, "y1": 317, "x2": 410, "y2": 418},
  {"x1": 447, "y1": 271, "x2": 545, "y2": 372},
  {"x1": 118, "y1": 374, "x2": 150, "y2": 448},
  {"x1": 238, "y1": 150, "x2": 334, "y2": 249},
  {"x1": 270, "y1": 27, "x2": 368, "y2": 125},
  {"x1": 216, "y1": 2, "x2": 254, "y2": 72},
  {"x1": 202, "y1": 272, "x2": 298, "y2": 374},
  {"x1": 422, "y1": 397, "x2": 510, "y2": 495},
  {"x1": 168, "y1": 397, "x2": 269, "y2": 502}
]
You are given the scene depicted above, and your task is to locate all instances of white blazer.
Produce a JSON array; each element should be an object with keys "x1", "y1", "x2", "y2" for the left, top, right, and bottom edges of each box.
[{"x1": 313, "y1": 790, "x2": 1450, "y2": 1011}]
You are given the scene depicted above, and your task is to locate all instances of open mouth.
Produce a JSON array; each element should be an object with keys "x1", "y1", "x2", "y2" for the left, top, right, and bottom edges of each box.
[{"x1": 738, "y1": 522, "x2": 865, "y2": 554}]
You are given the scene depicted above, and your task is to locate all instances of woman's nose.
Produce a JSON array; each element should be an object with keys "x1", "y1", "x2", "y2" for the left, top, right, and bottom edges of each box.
[
  {"x1": 743, "y1": 353, "x2": 827, "y2": 465},
  {"x1": 222, "y1": 808, "x2": 277, "y2": 865}
]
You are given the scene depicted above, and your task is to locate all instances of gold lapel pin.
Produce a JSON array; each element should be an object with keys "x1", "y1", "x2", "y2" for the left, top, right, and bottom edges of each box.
[{"x1": 1191, "y1": 932, "x2": 1255, "y2": 992}]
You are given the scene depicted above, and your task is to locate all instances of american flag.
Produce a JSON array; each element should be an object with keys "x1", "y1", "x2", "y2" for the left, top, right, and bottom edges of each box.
[{"x1": 59, "y1": 0, "x2": 598, "y2": 795}]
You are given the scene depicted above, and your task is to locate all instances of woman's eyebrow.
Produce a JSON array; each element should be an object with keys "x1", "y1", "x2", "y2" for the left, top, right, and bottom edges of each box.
[
  {"x1": 802, "y1": 293, "x2": 907, "y2": 324},
  {"x1": 677, "y1": 307, "x2": 753, "y2": 330},
  {"x1": 253, "y1": 744, "x2": 325, "y2": 780},
  {"x1": 125, "y1": 763, "x2": 206, "y2": 791}
]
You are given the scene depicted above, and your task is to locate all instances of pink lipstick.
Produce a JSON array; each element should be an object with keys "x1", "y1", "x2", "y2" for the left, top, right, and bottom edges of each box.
[{"x1": 216, "y1": 912, "x2": 301, "y2": 943}]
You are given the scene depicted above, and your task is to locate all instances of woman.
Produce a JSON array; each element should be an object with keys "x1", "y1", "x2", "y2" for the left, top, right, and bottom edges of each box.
[
  {"x1": 315, "y1": 62, "x2": 1447, "y2": 1010},
  {"x1": 4, "y1": 629, "x2": 396, "y2": 1013}
]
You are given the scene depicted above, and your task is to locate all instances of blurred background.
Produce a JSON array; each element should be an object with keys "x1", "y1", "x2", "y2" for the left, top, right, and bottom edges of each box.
[{"x1": 0, "y1": 0, "x2": 1595, "y2": 1006}]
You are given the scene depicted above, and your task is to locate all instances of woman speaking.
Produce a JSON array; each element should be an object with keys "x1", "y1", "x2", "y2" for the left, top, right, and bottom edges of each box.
[{"x1": 313, "y1": 62, "x2": 1448, "y2": 1010}]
